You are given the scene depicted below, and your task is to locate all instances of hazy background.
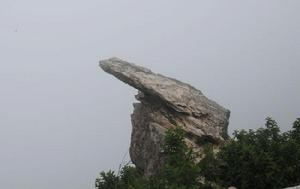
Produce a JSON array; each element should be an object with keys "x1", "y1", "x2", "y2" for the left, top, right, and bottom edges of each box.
[{"x1": 0, "y1": 0, "x2": 299, "y2": 188}]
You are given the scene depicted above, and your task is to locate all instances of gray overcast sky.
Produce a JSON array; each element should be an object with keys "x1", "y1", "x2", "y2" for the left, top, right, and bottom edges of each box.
[{"x1": 0, "y1": 0, "x2": 299, "y2": 189}]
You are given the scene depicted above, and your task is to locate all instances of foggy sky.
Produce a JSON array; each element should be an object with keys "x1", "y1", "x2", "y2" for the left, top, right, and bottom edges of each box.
[{"x1": 0, "y1": 1, "x2": 299, "y2": 189}]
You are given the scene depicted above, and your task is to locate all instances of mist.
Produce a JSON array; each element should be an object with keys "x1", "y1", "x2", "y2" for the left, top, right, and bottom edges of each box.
[{"x1": 0, "y1": 1, "x2": 299, "y2": 189}]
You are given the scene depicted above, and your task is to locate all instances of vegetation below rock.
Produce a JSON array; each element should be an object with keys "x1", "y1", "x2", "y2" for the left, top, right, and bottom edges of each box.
[
  {"x1": 96, "y1": 118, "x2": 300, "y2": 189},
  {"x1": 201, "y1": 117, "x2": 300, "y2": 189}
]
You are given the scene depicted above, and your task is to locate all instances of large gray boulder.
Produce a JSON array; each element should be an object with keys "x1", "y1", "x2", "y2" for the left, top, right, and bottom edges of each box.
[{"x1": 99, "y1": 57, "x2": 230, "y2": 176}]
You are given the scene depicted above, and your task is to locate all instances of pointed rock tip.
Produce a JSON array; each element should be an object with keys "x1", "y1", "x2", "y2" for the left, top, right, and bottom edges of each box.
[
  {"x1": 99, "y1": 57, "x2": 123, "y2": 66},
  {"x1": 99, "y1": 57, "x2": 152, "y2": 73}
]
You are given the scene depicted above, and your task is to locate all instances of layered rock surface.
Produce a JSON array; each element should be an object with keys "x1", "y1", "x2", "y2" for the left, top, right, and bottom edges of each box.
[
  {"x1": 99, "y1": 57, "x2": 230, "y2": 176},
  {"x1": 284, "y1": 186, "x2": 300, "y2": 189}
]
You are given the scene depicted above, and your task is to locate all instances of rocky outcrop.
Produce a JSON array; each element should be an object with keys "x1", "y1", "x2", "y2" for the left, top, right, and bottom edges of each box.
[
  {"x1": 284, "y1": 186, "x2": 300, "y2": 189},
  {"x1": 99, "y1": 57, "x2": 230, "y2": 176}
]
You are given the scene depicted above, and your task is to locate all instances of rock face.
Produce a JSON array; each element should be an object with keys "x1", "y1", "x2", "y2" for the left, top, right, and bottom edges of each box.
[
  {"x1": 99, "y1": 57, "x2": 230, "y2": 176},
  {"x1": 284, "y1": 186, "x2": 300, "y2": 189}
]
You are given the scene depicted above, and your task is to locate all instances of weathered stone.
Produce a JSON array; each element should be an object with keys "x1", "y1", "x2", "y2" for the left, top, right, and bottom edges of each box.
[
  {"x1": 99, "y1": 57, "x2": 230, "y2": 176},
  {"x1": 284, "y1": 185, "x2": 300, "y2": 189}
]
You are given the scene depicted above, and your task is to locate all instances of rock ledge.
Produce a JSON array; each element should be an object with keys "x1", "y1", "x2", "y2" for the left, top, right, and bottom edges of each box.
[{"x1": 99, "y1": 57, "x2": 230, "y2": 176}]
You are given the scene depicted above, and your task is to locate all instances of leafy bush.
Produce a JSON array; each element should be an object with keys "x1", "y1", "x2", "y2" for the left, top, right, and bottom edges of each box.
[
  {"x1": 159, "y1": 127, "x2": 201, "y2": 188},
  {"x1": 96, "y1": 126, "x2": 203, "y2": 189},
  {"x1": 95, "y1": 165, "x2": 148, "y2": 189},
  {"x1": 96, "y1": 118, "x2": 300, "y2": 189},
  {"x1": 201, "y1": 117, "x2": 300, "y2": 189},
  {"x1": 95, "y1": 170, "x2": 119, "y2": 189}
]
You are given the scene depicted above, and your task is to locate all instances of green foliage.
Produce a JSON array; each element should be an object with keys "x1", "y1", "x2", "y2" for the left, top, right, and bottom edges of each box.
[
  {"x1": 96, "y1": 126, "x2": 203, "y2": 189},
  {"x1": 96, "y1": 117, "x2": 300, "y2": 189},
  {"x1": 198, "y1": 144, "x2": 222, "y2": 185},
  {"x1": 95, "y1": 171, "x2": 119, "y2": 189},
  {"x1": 118, "y1": 165, "x2": 141, "y2": 188},
  {"x1": 201, "y1": 117, "x2": 300, "y2": 189},
  {"x1": 290, "y1": 118, "x2": 300, "y2": 142},
  {"x1": 160, "y1": 127, "x2": 201, "y2": 188},
  {"x1": 95, "y1": 165, "x2": 148, "y2": 189}
]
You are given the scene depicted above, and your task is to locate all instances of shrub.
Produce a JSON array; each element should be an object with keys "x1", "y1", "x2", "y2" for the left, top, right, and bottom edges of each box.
[
  {"x1": 96, "y1": 126, "x2": 203, "y2": 189},
  {"x1": 95, "y1": 170, "x2": 119, "y2": 189},
  {"x1": 96, "y1": 117, "x2": 300, "y2": 189},
  {"x1": 201, "y1": 117, "x2": 300, "y2": 189},
  {"x1": 160, "y1": 127, "x2": 201, "y2": 188}
]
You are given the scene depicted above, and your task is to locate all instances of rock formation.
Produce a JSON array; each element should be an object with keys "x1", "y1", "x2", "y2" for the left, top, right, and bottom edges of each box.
[
  {"x1": 284, "y1": 186, "x2": 300, "y2": 189},
  {"x1": 99, "y1": 57, "x2": 230, "y2": 176}
]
